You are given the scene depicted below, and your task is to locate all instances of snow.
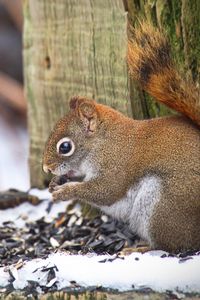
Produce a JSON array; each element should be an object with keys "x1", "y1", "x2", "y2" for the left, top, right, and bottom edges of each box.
[{"x1": 0, "y1": 251, "x2": 200, "y2": 293}]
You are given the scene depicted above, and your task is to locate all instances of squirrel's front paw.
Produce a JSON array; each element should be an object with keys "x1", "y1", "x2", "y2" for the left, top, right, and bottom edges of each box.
[
  {"x1": 52, "y1": 189, "x2": 66, "y2": 202},
  {"x1": 52, "y1": 182, "x2": 80, "y2": 202}
]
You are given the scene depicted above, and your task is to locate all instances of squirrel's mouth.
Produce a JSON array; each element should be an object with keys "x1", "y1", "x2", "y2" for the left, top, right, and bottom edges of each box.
[
  {"x1": 57, "y1": 173, "x2": 84, "y2": 184},
  {"x1": 63, "y1": 169, "x2": 85, "y2": 182}
]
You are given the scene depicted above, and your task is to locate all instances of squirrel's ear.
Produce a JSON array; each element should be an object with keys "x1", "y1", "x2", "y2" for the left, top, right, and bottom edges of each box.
[
  {"x1": 78, "y1": 100, "x2": 98, "y2": 135},
  {"x1": 69, "y1": 96, "x2": 80, "y2": 110}
]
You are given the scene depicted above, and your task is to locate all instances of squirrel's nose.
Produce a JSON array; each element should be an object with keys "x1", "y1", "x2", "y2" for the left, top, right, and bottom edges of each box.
[{"x1": 43, "y1": 164, "x2": 50, "y2": 174}]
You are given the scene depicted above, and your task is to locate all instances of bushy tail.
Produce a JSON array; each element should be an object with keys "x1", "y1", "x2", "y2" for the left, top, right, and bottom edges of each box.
[{"x1": 127, "y1": 22, "x2": 200, "y2": 126}]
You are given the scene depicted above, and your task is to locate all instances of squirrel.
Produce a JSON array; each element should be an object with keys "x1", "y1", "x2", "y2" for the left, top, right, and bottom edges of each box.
[{"x1": 43, "y1": 22, "x2": 200, "y2": 253}]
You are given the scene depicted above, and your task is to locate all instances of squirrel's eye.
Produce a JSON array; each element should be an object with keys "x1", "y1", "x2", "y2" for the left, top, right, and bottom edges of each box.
[{"x1": 56, "y1": 137, "x2": 75, "y2": 156}]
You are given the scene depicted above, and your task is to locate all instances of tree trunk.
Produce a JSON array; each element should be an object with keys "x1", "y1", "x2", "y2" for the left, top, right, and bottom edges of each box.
[
  {"x1": 23, "y1": 0, "x2": 130, "y2": 187},
  {"x1": 125, "y1": 0, "x2": 200, "y2": 119}
]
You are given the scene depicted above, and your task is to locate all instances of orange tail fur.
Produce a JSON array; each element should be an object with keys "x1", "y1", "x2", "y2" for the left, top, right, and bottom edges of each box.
[{"x1": 127, "y1": 22, "x2": 200, "y2": 126}]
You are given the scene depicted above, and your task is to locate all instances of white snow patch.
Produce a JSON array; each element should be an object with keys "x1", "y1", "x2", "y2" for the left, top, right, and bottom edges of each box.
[{"x1": 0, "y1": 251, "x2": 200, "y2": 293}]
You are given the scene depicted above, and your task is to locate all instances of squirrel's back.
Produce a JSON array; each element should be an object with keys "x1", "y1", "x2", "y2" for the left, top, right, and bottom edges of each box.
[{"x1": 127, "y1": 22, "x2": 200, "y2": 126}]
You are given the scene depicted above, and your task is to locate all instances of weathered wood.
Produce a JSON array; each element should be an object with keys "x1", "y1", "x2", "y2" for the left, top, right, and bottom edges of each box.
[
  {"x1": 0, "y1": 190, "x2": 40, "y2": 209},
  {"x1": 1, "y1": 290, "x2": 200, "y2": 300},
  {"x1": 23, "y1": 0, "x2": 130, "y2": 187},
  {"x1": 125, "y1": 0, "x2": 200, "y2": 119}
]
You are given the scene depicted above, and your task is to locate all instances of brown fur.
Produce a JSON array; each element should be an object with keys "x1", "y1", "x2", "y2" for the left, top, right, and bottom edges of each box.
[{"x1": 43, "y1": 23, "x2": 200, "y2": 253}]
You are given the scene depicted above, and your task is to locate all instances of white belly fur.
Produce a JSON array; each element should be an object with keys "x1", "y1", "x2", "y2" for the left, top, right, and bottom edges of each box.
[{"x1": 100, "y1": 176, "x2": 161, "y2": 243}]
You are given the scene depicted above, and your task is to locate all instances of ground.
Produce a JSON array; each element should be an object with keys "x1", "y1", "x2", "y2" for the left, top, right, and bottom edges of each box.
[{"x1": 0, "y1": 190, "x2": 200, "y2": 299}]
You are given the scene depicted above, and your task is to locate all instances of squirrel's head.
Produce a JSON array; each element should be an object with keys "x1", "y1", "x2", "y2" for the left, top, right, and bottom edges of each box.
[{"x1": 42, "y1": 96, "x2": 101, "y2": 181}]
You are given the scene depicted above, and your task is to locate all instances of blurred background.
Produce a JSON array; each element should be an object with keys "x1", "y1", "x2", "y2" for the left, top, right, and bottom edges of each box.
[{"x1": 0, "y1": 0, "x2": 29, "y2": 190}]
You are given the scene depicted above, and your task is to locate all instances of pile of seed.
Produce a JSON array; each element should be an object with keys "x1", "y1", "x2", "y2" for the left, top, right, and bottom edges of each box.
[
  {"x1": 0, "y1": 190, "x2": 199, "y2": 269},
  {"x1": 0, "y1": 197, "x2": 139, "y2": 267}
]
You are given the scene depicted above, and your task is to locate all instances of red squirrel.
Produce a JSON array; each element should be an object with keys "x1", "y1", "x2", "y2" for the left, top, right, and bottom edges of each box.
[{"x1": 43, "y1": 22, "x2": 200, "y2": 253}]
